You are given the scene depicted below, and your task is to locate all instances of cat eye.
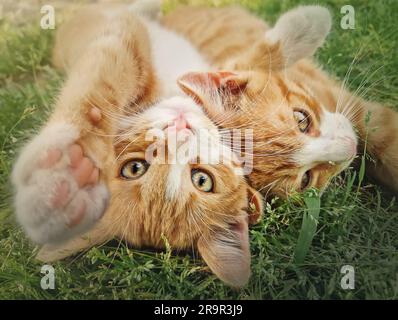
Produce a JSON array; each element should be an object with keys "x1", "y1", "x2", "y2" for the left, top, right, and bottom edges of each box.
[
  {"x1": 120, "y1": 159, "x2": 149, "y2": 179},
  {"x1": 294, "y1": 110, "x2": 311, "y2": 133},
  {"x1": 191, "y1": 169, "x2": 214, "y2": 192},
  {"x1": 301, "y1": 170, "x2": 312, "y2": 190}
]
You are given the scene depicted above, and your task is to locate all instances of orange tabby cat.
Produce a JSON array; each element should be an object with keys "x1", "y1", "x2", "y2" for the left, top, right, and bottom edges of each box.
[
  {"x1": 12, "y1": 2, "x2": 397, "y2": 288},
  {"x1": 162, "y1": 5, "x2": 398, "y2": 197},
  {"x1": 12, "y1": 3, "x2": 263, "y2": 287}
]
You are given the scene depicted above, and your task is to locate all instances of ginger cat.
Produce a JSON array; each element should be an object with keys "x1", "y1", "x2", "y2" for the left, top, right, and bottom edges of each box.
[
  {"x1": 12, "y1": 3, "x2": 263, "y2": 287},
  {"x1": 162, "y1": 5, "x2": 398, "y2": 197},
  {"x1": 12, "y1": 2, "x2": 397, "y2": 288}
]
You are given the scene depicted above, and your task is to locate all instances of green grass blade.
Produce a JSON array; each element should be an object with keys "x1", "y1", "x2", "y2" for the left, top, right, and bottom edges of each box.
[{"x1": 294, "y1": 191, "x2": 321, "y2": 264}]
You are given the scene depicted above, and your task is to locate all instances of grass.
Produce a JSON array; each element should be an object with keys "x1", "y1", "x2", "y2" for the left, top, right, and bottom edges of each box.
[{"x1": 0, "y1": 0, "x2": 397, "y2": 299}]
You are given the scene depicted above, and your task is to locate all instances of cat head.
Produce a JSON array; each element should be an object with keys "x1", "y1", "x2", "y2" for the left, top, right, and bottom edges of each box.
[
  {"x1": 177, "y1": 6, "x2": 358, "y2": 198},
  {"x1": 110, "y1": 96, "x2": 263, "y2": 287}
]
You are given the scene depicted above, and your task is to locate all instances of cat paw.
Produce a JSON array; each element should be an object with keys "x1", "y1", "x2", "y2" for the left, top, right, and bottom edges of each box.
[{"x1": 12, "y1": 122, "x2": 109, "y2": 245}]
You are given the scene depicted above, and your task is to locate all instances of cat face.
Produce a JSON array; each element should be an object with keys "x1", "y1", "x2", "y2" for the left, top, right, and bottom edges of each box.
[
  {"x1": 110, "y1": 96, "x2": 263, "y2": 287},
  {"x1": 178, "y1": 70, "x2": 357, "y2": 198},
  {"x1": 240, "y1": 72, "x2": 357, "y2": 196},
  {"x1": 176, "y1": 5, "x2": 357, "y2": 198}
]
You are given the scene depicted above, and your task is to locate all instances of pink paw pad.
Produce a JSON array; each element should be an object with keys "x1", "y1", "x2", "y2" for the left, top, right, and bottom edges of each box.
[
  {"x1": 66, "y1": 201, "x2": 86, "y2": 228},
  {"x1": 38, "y1": 149, "x2": 62, "y2": 169},
  {"x1": 88, "y1": 107, "x2": 102, "y2": 124},
  {"x1": 68, "y1": 144, "x2": 99, "y2": 187},
  {"x1": 51, "y1": 181, "x2": 70, "y2": 209},
  {"x1": 48, "y1": 144, "x2": 100, "y2": 211}
]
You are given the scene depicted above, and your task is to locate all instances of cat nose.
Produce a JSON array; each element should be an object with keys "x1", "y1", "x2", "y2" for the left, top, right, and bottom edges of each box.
[
  {"x1": 175, "y1": 113, "x2": 187, "y2": 131},
  {"x1": 168, "y1": 113, "x2": 191, "y2": 132}
]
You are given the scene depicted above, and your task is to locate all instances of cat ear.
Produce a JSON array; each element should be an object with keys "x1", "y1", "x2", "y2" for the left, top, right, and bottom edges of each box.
[
  {"x1": 196, "y1": 187, "x2": 263, "y2": 287},
  {"x1": 247, "y1": 186, "x2": 264, "y2": 225},
  {"x1": 265, "y1": 5, "x2": 332, "y2": 67},
  {"x1": 197, "y1": 215, "x2": 251, "y2": 287},
  {"x1": 177, "y1": 71, "x2": 248, "y2": 108}
]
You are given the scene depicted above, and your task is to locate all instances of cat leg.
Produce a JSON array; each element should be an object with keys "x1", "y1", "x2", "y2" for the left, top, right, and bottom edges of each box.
[
  {"x1": 36, "y1": 218, "x2": 113, "y2": 262},
  {"x1": 355, "y1": 101, "x2": 398, "y2": 194},
  {"x1": 13, "y1": 13, "x2": 154, "y2": 245},
  {"x1": 12, "y1": 123, "x2": 109, "y2": 245}
]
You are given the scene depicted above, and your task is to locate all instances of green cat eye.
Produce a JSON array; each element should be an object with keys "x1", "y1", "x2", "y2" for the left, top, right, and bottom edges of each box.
[
  {"x1": 191, "y1": 169, "x2": 214, "y2": 192},
  {"x1": 120, "y1": 159, "x2": 149, "y2": 179},
  {"x1": 294, "y1": 110, "x2": 311, "y2": 133}
]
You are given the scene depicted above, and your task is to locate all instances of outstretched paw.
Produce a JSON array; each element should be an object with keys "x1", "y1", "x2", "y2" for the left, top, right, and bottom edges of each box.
[{"x1": 12, "y1": 122, "x2": 109, "y2": 244}]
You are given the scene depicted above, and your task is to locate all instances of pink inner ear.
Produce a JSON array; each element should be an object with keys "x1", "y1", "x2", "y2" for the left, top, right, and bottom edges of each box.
[
  {"x1": 180, "y1": 71, "x2": 236, "y2": 89},
  {"x1": 211, "y1": 71, "x2": 238, "y2": 85},
  {"x1": 178, "y1": 71, "x2": 240, "y2": 92},
  {"x1": 177, "y1": 71, "x2": 248, "y2": 114},
  {"x1": 207, "y1": 71, "x2": 242, "y2": 94}
]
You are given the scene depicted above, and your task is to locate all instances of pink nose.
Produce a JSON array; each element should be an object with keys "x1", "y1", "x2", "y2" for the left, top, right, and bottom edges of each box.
[
  {"x1": 174, "y1": 113, "x2": 187, "y2": 131},
  {"x1": 167, "y1": 113, "x2": 191, "y2": 132}
]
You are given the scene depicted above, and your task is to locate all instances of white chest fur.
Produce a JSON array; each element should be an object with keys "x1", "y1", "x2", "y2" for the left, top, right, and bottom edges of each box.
[{"x1": 142, "y1": 18, "x2": 210, "y2": 97}]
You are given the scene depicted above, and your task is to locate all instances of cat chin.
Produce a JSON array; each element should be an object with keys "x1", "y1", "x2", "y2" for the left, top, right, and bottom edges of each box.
[
  {"x1": 125, "y1": 96, "x2": 217, "y2": 139},
  {"x1": 145, "y1": 96, "x2": 205, "y2": 120}
]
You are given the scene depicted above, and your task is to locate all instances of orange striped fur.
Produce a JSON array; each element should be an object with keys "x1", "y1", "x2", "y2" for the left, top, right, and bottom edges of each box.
[{"x1": 163, "y1": 5, "x2": 398, "y2": 197}]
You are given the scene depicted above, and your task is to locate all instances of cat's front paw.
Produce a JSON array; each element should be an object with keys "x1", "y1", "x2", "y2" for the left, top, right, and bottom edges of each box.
[{"x1": 12, "y1": 123, "x2": 109, "y2": 245}]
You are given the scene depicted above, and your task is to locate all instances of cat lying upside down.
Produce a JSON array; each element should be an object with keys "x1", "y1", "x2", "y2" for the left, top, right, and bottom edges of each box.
[
  {"x1": 162, "y1": 5, "x2": 398, "y2": 197},
  {"x1": 11, "y1": 2, "x2": 398, "y2": 287},
  {"x1": 12, "y1": 2, "x2": 265, "y2": 287}
]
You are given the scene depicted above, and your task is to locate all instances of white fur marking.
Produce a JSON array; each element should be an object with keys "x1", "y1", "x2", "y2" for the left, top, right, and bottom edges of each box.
[{"x1": 294, "y1": 111, "x2": 357, "y2": 166}]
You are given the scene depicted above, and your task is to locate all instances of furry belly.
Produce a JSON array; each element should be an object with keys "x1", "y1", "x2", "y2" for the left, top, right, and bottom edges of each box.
[{"x1": 142, "y1": 18, "x2": 211, "y2": 97}]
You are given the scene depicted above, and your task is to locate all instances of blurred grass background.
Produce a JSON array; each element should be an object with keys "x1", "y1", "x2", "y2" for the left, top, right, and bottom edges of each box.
[{"x1": 0, "y1": 0, "x2": 397, "y2": 299}]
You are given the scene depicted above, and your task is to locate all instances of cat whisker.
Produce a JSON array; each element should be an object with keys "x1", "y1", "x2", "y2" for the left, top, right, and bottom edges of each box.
[
  {"x1": 340, "y1": 64, "x2": 387, "y2": 117},
  {"x1": 336, "y1": 45, "x2": 365, "y2": 113},
  {"x1": 258, "y1": 178, "x2": 280, "y2": 199},
  {"x1": 343, "y1": 74, "x2": 391, "y2": 120}
]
